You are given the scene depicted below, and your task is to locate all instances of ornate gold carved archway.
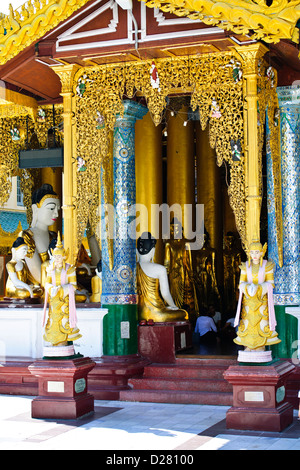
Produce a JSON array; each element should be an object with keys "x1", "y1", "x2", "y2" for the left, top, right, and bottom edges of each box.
[
  {"x1": 0, "y1": 1, "x2": 285, "y2": 265},
  {"x1": 68, "y1": 46, "x2": 281, "y2": 267}
]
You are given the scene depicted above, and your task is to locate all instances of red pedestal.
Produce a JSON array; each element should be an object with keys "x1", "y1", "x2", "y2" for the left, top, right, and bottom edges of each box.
[
  {"x1": 223, "y1": 360, "x2": 296, "y2": 432},
  {"x1": 88, "y1": 354, "x2": 150, "y2": 400},
  {"x1": 28, "y1": 356, "x2": 96, "y2": 419},
  {"x1": 138, "y1": 321, "x2": 192, "y2": 363}
]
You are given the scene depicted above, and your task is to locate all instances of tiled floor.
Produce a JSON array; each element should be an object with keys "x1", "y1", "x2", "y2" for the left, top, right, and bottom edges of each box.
[{"x1": 0, "y1": 394, "x2": 299, "y2": 451}]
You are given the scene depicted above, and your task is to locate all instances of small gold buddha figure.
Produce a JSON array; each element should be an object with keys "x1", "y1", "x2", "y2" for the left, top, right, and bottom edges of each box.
[
  {"x1": 164, "y1": 218, "x2": 198, "y2": 324},
  {"x1": 90, "y1": 259, "x2": 102, "y2": 303},
  {"x1": 233, "y1": 240, "x2": 281, "y2": 351},
  {"x1": 74, "y1": 243, "x2": 93, "y2": 302},
  {"x1": 76, "y1": 244, "x2": 92, "y2": 276},
  {"x1": 193, "y1": 232, "x2": 220, "y2": 311},
  {"x1": 5, "y1": 237, "x2": 43, "y2": 300},
  {"x1": 137, "y1": 232, "x2": 188, "y2": 323},
  {"x1": 43, "y1": 232, "x2": 82, "y2": 347}
]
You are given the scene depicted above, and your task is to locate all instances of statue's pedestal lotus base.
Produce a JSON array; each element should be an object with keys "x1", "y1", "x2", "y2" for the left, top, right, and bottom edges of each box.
[
  {"x1": 223, "y1": 360, "x2": 295, "y2": 432},
  {"x1": 43, "y1": 344, "x2": 75, "y2": 358},
  {"x1": 237, "y1": 349, "x2": 272, "y2": 363},
  {"x1": 28, "y1": 357, "x2": 96, "y2": 419},
  {"x1": 138, "y1": 321, "x2": 192, "y2": 363}
]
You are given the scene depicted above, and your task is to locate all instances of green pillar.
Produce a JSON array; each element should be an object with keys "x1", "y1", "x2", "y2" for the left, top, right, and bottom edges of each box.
[
  {"x1": 272, "y1": 306, "x2": 298, "y2": 359},
  {"x1": 102, "y1": 304, "x2": 138, "y2": 356}
]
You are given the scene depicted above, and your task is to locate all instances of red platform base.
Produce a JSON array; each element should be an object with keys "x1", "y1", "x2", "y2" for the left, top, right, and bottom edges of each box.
[
  {"x1": 223, "y1": 360, "x2": 296, "y2": 432},
  {"x1": 88, "y1": 354, "x2": 150, "y2": 400},
  {"x1": 30, "y1": 394, "x2": 95, "y2": 420},
  {"x1": 138, "y1": 321, "x2": 192, "y2": 363},
  {"x1": 28, "y1": 356, "x2": 96, "y2": 419}
]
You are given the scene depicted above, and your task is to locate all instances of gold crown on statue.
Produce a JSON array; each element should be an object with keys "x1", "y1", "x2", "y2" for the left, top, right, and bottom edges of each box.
[
  {"x1": 51, "y1": 232, "x2": 69, "y2": 260},
  {"x1": 247, "y1": 239, "x2": 267, "y2": 265}
]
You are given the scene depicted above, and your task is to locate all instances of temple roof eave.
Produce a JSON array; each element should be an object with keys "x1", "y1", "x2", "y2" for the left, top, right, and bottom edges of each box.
[
  {"x1": 141, "y1": 0, "x2": 300, "y2": 44},
  {"x1": 0, "y1": 0, "x2": 92, "y2": 66},
  {"x1": 0, "y1": 0, "x2": 299, "y2": 68}
]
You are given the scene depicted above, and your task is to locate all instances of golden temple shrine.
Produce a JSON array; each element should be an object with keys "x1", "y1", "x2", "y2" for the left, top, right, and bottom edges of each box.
[{"x1": 0, "y1": 0, "x2": 299, "y2": 424}]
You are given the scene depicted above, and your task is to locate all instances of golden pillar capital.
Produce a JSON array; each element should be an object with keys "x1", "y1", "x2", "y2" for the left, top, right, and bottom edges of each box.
[
  {"x1": 234, "y1": 43, "x2": 269, "y2": 75},
  {"x1": 51, "y1": 64, "x2": 81, "y2": 95}
]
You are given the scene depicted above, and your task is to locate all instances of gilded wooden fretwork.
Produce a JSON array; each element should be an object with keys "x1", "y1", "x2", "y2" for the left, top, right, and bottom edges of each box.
[
  {"x1": 189, "y1": 53, "x2": 246, "y2": 247},
  {"x1": 34, "y1": 104, "x2": 63, "y2": 149},
  {"x1": 0, "y1": 0, "x2": 92, "y2": 65},
  {"x1": 0, "y1": 103, "x2": 35, "y2": 121},
  {"x1": 74, "y1": 50, "x2": 279, "y2": 254},
  {"x1": 140, "y1": 0, "x2": 300, "y2": 44},
  {"x1": 74, "y1": 66, "x2": 117, "y2": 260},
  {"x1": 75, "y1": 53, "x2": 246, "y2": 252},
  {"x1": 0, "y1": 246, "x2": 11, "y2": 255},
  {"x1": 0, "y1": 114, "x2": 29, "y2": 207},
  {"x1": 19, "y1": 169, "x2": 41, "y2": 227},
  {"x1": 0, "y1": 86, "x2": 38, "y2": 121},
  {"x1": 0, "y1": 105, "x2": 63, "y2": 223},
  {"x1": 0, "y1": 51, "x2": 279, "y2": 257},
  {"x1": 0, "y1": 221, "x2": 23, "y2": 255}
]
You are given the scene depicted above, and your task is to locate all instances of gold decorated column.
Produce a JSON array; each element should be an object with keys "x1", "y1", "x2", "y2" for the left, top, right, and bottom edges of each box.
[
  {"x1": 235, "y1": 44, "x2": 268, "y2": 246},
  {"x1": 51, "y1": 64, "x2": 80, "y2": 264},
  {"x1": 135, "y1": 111, "x2": 163, "y2": 263},
  {"x1": 195, "y1": 124, "x2": 223, "y2": 286},
  {"x1": 167, "y1": 105, "x2": 195, "y2": 236}
]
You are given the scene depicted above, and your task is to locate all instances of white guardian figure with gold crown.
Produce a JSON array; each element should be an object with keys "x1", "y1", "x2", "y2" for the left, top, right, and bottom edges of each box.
[
  {"x1": 42, "y1": 232, "x2": 82, "y2": 358},
  {"x1": 233, "y1": 240, "x2": 281, "y2": 362}
]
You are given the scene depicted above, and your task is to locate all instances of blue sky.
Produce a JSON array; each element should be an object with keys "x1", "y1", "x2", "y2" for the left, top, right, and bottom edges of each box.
[{"x1": 1, "y1": 1, "x2": 24, "y2": 15}]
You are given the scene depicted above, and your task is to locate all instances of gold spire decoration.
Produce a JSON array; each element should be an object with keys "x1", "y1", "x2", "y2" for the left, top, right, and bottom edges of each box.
[
  {"x1": 52, "y1": 231, "x2": 69, "y2": 261},
  {"x1": 52, "y1": 231, "x2": 64, "y2": 256}
]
